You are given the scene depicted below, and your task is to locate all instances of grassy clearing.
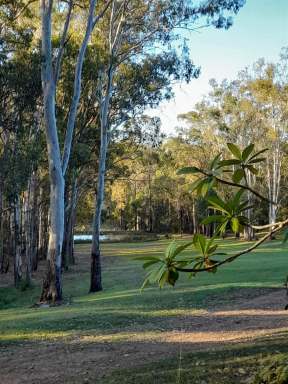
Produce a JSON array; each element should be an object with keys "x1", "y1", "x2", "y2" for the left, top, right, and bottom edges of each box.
[
  {"x1": 0, "y1": 237, "x2": 288, "y2": 383},
  {"x1": 0, "y1": 238, "x2": 287, "y2": 338}
]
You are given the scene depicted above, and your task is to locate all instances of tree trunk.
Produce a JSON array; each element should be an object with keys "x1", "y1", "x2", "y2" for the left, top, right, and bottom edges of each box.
[
  {"x1": 0, "y1": 180, "x2": 4, "y2": 272},
  {"x1": 12, "y1": 195, "x2": 22, "y2": 287},
  {"x1": 90, "y1": 138, "x2": 107, "y2": 292},
  {"x1": 90, "y1": 63, "x2": 114, "y2": 293},
  {"x1": 37, "y1": 186, "x2": 49, "y2": 262},
  {"x1": 40, "y1": 0, "x2": 65, "y2": 302},
  {"x1": 192, "y1": 199, "x2": 197, "y2": 234},
  {"x1": 40, "y1": 167, "x2": 64, "y2": 302},
  {"x1": 62, "y1": 176, "x2": 78, "y2": 269}
]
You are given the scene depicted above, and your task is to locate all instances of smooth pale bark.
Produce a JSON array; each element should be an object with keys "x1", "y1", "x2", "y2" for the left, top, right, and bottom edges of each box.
[
  {"x1": 40, "y1": 0, "x2": 101, "y2": 302},
  {"x1": 243, "y1": 172, "x2": 255, "y2": 241},
  {"x1": 62, "y1": 0, "x2": 98, "y2": 175},
  {"x1": 40, "y1": 0, "x2": 65, "y2": 302},
  {"x1": 267, "y1": 143, "x2": 281, "y2": 225}
]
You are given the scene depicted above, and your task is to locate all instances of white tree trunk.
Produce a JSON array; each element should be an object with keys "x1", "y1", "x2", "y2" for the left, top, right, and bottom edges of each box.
[{"x1": 40, "y1": 0, "x2": 65, "y2": 302}]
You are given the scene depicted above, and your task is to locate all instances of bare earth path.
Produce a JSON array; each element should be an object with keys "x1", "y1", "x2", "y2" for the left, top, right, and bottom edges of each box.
[{"x1": 1, "y1": 289, "x2": 287, "y2": 384}]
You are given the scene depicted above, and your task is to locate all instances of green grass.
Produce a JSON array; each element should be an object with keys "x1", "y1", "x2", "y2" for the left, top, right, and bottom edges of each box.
[
  {"x1": 0, "y1": 237, "x2": 288, "y2": 383},
  {"x1": 101, "y1": 339, "x2": 288, "y2": 384}
]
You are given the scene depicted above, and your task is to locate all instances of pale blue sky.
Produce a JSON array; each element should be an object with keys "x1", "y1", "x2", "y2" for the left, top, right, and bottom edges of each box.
[{"x1": 149, "y1": 0, "x2": 288, "y2": 134}]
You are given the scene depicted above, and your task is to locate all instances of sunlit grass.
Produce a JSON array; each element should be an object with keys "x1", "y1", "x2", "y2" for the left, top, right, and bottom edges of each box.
[{"x1": 0, "y1": 238, "x2": 287, "y2": 346}]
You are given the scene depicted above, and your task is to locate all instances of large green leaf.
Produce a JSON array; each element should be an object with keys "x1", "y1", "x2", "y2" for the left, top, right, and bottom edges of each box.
[
  {"x1": 246, "y1": 165, "x2": 258, "y2": 175},
  {"x1": 248, "y1": 158, "x2": 266, "y2": 164},
  {"x1": 219, "y1": 159, "x2": 242, "y2": 167},
  {"x1": 165, "y1": 240, "x2": 193, "y2": 260},
  {"x1": 193, "y1": 234, "x2": 207, "y2": 255},
  {"x1": 149, "y1": 264, "x2": 167, "y2": 284},
  {"x1": 201, "y1": 215, "x2": 225, "y2": 225},
  {"x1": 227, "y1": 143, "x2": 242, "y2": 160},
  {"x1": 232, "y1": 168, "x2": 245, "y2": 183},
  {"x1": 231, "y1": 189, "x2": 245, "y2": 209},
  {"x1": 159, "y1": 270, "x2": 169, "y2": 288},
  {"x1": 143, "y1": 259, "x2": 161, "y2": 269},
  {"x1": 208, "y1": 195, "x2": 230, "y2": 214},
  {"x1": 249, "y1": 148, "x2": 268, "y2": 161},
  {"x1": 207, "y1": 244, "x2": 218, "y2": 255},
  {"x1": 188, "y1": 178, "x2": 204, "y2": 192},
  {"x1": 231, "y1": 217, "x2": 240, "y2": 233},
  {"x1": 242, "y1": 144, "x2": 255, "y2": 161},
  {"x1": 177, "y1": 166, "x2": 201, "y2": 175},
  {"x1": 167, "y1": 269, "x2": 179, "y2": 286},
  {"x1": 210, "y1": 153, "x2": 222, "y2": 170},
  {"x1": 216, "y1": 221, "x2": 228, "y2": 234}
]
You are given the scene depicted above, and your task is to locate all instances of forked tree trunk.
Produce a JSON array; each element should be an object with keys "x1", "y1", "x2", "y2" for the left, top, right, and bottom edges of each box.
[{"x1": 40, "y1": 0, "x2": 100, "y2": 302}]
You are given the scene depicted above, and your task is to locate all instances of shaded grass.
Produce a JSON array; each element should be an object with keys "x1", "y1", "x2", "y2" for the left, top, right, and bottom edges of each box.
[
  {"x1": 100, "y1": 336, "x2": 288, "y2": 384},
  {"x1": 0, "y1": 237, "x2": 288, "y2": 383}
]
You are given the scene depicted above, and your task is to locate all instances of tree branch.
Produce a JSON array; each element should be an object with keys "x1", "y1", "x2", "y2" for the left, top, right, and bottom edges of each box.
[
  {"x1": 176, "y1": 218, "x2": 288, "y2": 273},
  {"x1": 201, "y1": 170, "x2": 277, "y2": 205},
  {"x1": 62, "y1": 0, "x2": 98, "y2": 176},
  {"x1": 54, "y1": 0, "x2": 73, "y2": 85}
]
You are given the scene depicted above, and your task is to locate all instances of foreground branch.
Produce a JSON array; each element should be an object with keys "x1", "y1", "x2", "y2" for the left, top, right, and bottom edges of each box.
[{"x1": 176, "y1": 218, "x2": 288, "y2": 273}]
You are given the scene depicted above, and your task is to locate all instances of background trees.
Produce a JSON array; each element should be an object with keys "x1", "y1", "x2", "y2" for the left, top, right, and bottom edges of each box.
[
  {"x1": 8, "y1": 1, "x2": 288, "y2": 300},
  {"x1": 99, "y1": 49, "x2": 288, "y2": 242}
]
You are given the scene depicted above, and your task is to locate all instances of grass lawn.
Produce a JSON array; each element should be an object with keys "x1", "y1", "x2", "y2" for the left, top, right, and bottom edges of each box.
[{"x1": 0, "y1": 237, "x2": 288, "y2": 383}]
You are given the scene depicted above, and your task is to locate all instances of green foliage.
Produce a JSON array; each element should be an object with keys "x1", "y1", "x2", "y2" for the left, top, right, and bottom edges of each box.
[
  {"x1": 139, "y1": 240, "x2": 194, "y2": 289},
  {"x1": 140, "y1": 233, "x2": 230, "y2": 288},
  {"x1": 177, "y1": 154, "x2": 223, "y2": 197},
  {"x1": 220, "y1": 143, "x2": 268, "y2": 184},
  {"x1": 206, "y1": 190, "x2": 250, "y2": 234},
  {"x1": 141, "y1": 143, "x2": 270, "y2": 288},
  {"x1": 252, "y1": 355, "x2": 288, "y2": 384}
]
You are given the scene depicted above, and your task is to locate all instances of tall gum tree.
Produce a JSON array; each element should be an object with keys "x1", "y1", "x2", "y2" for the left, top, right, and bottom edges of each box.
[
  {"x1": 40, "y1": 0, "x2": 111, "y2": 302},
  {"x1": 89, "y1": 0, "x2": 247, "y2": 292}
]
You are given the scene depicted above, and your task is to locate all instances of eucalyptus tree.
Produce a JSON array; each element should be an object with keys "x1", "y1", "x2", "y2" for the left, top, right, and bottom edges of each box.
[
  {"x1": 177, "y1": 50, "x2": 288, "y2": 237},
  {"x1": 243, "y1": 53, "x2": 288, "y2": 226},
  {"x1": 89, "y1": 0, "x2": 247, "y2": 292},
  {"x1": 39, "y1": 0, "x2": 111, "y2": 302}
]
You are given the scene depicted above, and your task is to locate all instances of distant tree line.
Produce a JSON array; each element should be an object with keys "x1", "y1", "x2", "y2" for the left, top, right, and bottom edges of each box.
[{"x1": 102, "y1": 51, "x2": 288, "y2": 239}]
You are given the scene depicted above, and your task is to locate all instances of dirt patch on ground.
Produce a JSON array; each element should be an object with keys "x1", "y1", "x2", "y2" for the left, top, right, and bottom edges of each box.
[{"x1": 1, "y1": 289, "x2": 288, "y2": 384}]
